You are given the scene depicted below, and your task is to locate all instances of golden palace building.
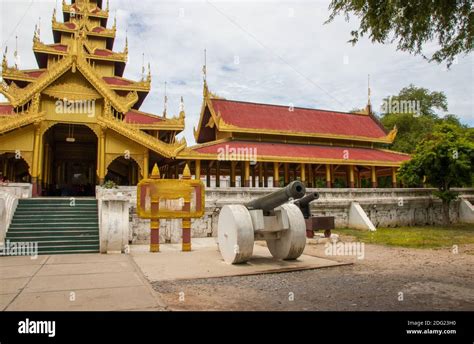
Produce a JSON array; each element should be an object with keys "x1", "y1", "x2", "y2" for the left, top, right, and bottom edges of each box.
[{"x1": 0, "y1": 0, "x2": 410, "y2": 197}]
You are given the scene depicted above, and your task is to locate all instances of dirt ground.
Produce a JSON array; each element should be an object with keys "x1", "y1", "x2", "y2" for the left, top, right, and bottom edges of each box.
[{"x1": 151, "y1": 235, "x2": 474, "y2": 311}]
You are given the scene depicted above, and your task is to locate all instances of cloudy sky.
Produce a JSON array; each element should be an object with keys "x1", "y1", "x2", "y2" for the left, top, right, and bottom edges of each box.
[{"x1": 1, "y1": 0, "x2": 472, "y2": 145}]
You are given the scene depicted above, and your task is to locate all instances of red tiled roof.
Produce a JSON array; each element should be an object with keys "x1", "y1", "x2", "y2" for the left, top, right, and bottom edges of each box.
[
  {"x1": 124, "y1": 110, "x2": 164, "y2": 124},
  {"x1": 103, "y1": 76, "x2": 133, "y2": 86},
  {"x1": 92, "y1": 26, "x2": 105, "y2": 33},
  {"x1": 194, "y1": 140, "x2": 410, "y2": 164},
  {"x1": 23, "y1": 70, "x2": 45, "y2": 78},
  {"x1": 94, "y1": 49, "x2": 113, "y2": 56},
  {"x1": 51, "y1": 44, "x2": 68, "y2": 52},
  {"x1": 0, "y1": 104, "x2": 14, "y2": 115},
  {"x1": 210, "y1": 99, "x2": 387, "y2": 139}
]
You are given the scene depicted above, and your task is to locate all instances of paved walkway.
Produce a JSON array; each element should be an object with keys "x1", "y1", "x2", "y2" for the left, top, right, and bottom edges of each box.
[{"x1": 0, "y1": 253, "x2": 166, "y2": 311}]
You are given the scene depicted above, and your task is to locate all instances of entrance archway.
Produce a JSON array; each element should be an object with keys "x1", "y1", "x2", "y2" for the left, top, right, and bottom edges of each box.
[
  {"x1": 42, "y1": 124, "x2": 98, "y2": 196},
  {"x1": 106, "y1": 156, "x2": 140, "y2": 186},
  {"x1": 0, "y1": 153, "x2": 31, "y2": 183}
]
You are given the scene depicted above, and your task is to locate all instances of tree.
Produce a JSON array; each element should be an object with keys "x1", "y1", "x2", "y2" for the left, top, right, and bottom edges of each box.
[
  {"x1": 326, "y1": 0, "x2": 473, "y2": 66},
  {"x1": 379, "y1": 85, "x2": 452, "y2": 153},
  {"x1": 398, "y1": 123, "x2": 474, "y2": 225}
]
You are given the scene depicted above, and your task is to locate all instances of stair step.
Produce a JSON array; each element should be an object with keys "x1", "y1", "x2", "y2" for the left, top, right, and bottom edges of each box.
[
  {"x1": 11, "y1": 218, "x2": 98, "y2": 224},
  {"x1": 7, "y1": 230, "x2": 99, "y2": 237},
  {"x1": 6, "y1": 235, "x2": 99, "y2": 241},
  {"x1": 6, "y1": 198, "x2": 100, "y2": 255}
]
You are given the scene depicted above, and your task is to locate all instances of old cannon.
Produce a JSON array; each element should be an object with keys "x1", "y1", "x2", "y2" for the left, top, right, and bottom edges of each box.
[
  {"x1": 217, "y1": 181, "x2": 307, "y2": 264},
  {"x1": 293, "y1": 192, "x2": 334, "y2": 238}
]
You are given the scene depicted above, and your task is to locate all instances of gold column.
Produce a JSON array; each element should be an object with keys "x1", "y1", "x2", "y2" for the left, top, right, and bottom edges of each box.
[
  {"x1": 143, "y1": 149, "x2": 149, "y2": 180},
  {"x1": 31, "y1": 125, "x2": 41, "y2": 196},
  {"x1": 325, "y1": 164, "x2": 332, "y2": 188},
  {"x1": 98, "y1": 128, "x2": 106, "y2": 184},
  {"x1": 371, "y1": 166, "x2": 377, "y2": 188},
  {"x1": 273, "y1": 162, "x2": 279, "y2": 188},
  {"x1": 43, "y1": 143, "x2": 50, "y2": 190},
  {"x1": 300, "y1": 163, "x2": 306, "y2": 185},
  {"x1": 392, "y1": 167, "x2": 397, "y2": 188},
  {"x1": 195, "y1": 160, "x2": 201, "y2": 181},
  {"x1": 348, "y1": 165, "x2": 355, "y2": 188},
  {"x1": 244, "y1": 161, "x2": 250, "y2": 187}
]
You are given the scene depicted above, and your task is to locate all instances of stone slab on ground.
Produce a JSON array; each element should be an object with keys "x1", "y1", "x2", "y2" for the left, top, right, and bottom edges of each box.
[
  {"x1": 131, "y1": 238, "x2": 349, "y2": 282},
  {"x1": 0, "y1": 253, "x2": 165, "y2": 311}
]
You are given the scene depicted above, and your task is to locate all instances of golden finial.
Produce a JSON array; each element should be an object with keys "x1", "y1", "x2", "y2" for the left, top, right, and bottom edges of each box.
[
  {"x1": 124, "y1": 33, "x2": 128, "y2": 54},
  {"x1": 52, "y1": 8, "x2": 57, "y2": 23},
  {"x1": 113, "y1": 11, "x2": 117, "y2": 29},
  {"x1": 163, "y1": 81, "x2": 167, "y2": 118},
  {"x1": 182, "y1": 164, "x2": 191, "y2": 179},
  {"x1": 106, "y1": 0, "x2": 110, "y2": 11},
  {"x1": 141, "y1": 53, "x2": 145, "y2": 80},
  {"x1": 147, "y1": 62, "x2": 151, "y2": 82},
  {"x1": 13, "y1": 36, "x2": 18, "y2": 69},
  {"x1": 179, "y1": 96, "x2": 185, "y2": 118},
  {"x1": 2, "y1": 47, "x2": 7, "y2": 72},
  {"x1": 151, "y1": 163, "x2": 160, "y2": 179},
  {"x1": 368, "y1": 74, "x2": 371, "y2": 106}
]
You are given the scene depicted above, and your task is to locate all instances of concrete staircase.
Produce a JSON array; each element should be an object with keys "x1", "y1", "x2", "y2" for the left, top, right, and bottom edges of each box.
[{"x1": 5, "y1": 198, "x2": 100, "y2": 255}]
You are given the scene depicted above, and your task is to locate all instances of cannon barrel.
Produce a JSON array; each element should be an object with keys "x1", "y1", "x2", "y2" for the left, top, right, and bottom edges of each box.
[
  {"x1": 294, "y1": 192, "x2": 320, "y2": 219},
  {"x1": 245, "y1": 181, "x2": 306, "y2": 212}
]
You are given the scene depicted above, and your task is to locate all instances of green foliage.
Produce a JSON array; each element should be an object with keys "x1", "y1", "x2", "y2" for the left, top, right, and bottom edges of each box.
[
  {"x1": 379, "y1": 85, "x2": 465, "y2": 154},
  {"x1": 326, "y1": 0, "x2": 473, "y2": 66},
  {"x1": 337, "y1": 224, "x2": 474, "y2": 249},
  {"x1": 102, "y1": 180, "x2": 119, "y2": 189},
  {"x1": 398, "y1": 122, "x2": 474, "y2": 192}
]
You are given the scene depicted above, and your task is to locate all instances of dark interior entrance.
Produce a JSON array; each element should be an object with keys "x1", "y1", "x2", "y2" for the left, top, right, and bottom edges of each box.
[{"x1": 43, "y1": 124, "x2": 98, "y2": 197}]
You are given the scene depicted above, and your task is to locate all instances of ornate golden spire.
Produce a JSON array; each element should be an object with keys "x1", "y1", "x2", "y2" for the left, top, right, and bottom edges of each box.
[
  {"x1": 147, "y1": 63, "x2": 151, "y2": 83},
  {"x1": 182, "y1": 164, "x2": 191, "y2": 179},
  {"x1": 2, "y1": 47, "x2": 7, "y2": 72},
  {"x1": 124, "y1": 33, "x2": 128, "y2": 55},
  {"x1": 13, "y1": 36, "x2": 18, "y2": 69},
  {"x1": 163, "y1": 81, "x2": 167, "y2": 118},
  {"x1": 106, "y1": 0, "x2": 110, "y2": 12},
  {"x1": 52, "y1": 8, "x2": 57, "y2": 24},
  {"x1": 179, "y1": 96, "x2": 185, "y2": 118},
  {"x1": 151, "y1": 163, "x2": 160, "y2": 179}
]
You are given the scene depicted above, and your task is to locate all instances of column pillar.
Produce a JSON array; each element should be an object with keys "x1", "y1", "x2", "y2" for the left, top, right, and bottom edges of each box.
[
  {"x1": 143, "y1": 149, "x2": 149, "y2": 180},
  {"x1": 300, "y1": 163, "x2": 306, "y2": 185},
  {"x1": 195, "y1": 160, "x2": 201, "y2": 181},
  {"x1": 392, "y1": 167, "x2": 398, "y2": 188},
  {"x1": 251, "y1": 164, "x2": 256, "y2": 187},
  {"x1": 206, "y1": 161, "x2": 211, "y2": 187},
  {"x1": 182, "y1": 165, "x2": 192, "y2": 251},
  {"x1": 258, "y1": 162, "x2": 263, "y2": 187},
  {"x1": 273, "y1": 162, "x2": 280, "y2": 188},
  {"x1": 308, "y1": 163, "x2": 313, "y2": 188},
  {"x1": 348, "y1": 165, "x2": 355, "y2": 188},
  {"x1": 371, "y1": 166, "x2": 377, "y2": 188},
  {"x1": 244, "y1": 161, "x2": 250, "y2": 187},
  {"x1": 284, "y1": 163, "x2": 289, "y2": 185},
  {"x1": 215, "y1": 161, "x2": 220, "y2": 188},
  {"x1": 99, "y1": 128, "x2": 106, "y2": 185},
  {"x1": 325, "y1": 164, "x2": 332, "y2": 188},
  {"x1": 230, "y1": 161, "x2": 236, "y2": 187},
  {"x1": 31, "y1": 125, "x2": 41, "y2": 196},
  {"x1": 263, "y1": 163, "x2": 268, "y2": 187}
]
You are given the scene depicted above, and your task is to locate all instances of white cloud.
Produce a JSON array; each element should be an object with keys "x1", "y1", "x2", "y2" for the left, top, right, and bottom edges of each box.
[{"x1": 1, "y1": 0, "x2": 472, "y2": 145}]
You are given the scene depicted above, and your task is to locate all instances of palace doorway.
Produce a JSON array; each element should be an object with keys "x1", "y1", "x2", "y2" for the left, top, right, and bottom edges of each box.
[{"x1": 42, "y1": 124, "x2": 98, "y2": 197}]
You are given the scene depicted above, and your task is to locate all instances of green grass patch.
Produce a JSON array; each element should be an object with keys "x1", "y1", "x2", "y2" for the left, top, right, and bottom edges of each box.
[{"x1": 335, "y1": 223, "x2": 474, "y2": 249}]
